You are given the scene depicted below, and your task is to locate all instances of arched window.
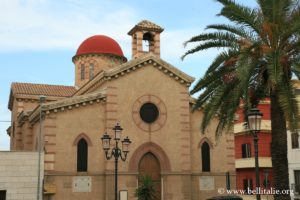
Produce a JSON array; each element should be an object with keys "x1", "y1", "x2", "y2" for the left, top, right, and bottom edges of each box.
[
  {"x1": 142, "y1": 32, "x2": 153, "y2": 52},
  {"x1": 77, "y1": 138, "x2": 88, "y2": 172},
  {"x1": 89, "y1": 63, "x2": 94, "y2": 80},
  {"x1": 80, "y1": 64, "x2": 85, "y2": 80},
  {"x1": 201, "y1": 142, "x2": 210, "y2": 172},
  {"x1": 292, "y1": 132, "x2": 299, "y2": 149}
]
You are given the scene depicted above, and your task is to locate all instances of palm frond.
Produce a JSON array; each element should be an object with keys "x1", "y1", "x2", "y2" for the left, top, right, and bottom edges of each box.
[
  {"x1": 182, "y1": 41, "x2": 236, "y2": 60},
  {"x1": 182, "y1": 0, "x2": 300, "y2": 138},
  {"x1": 292, "y1": 63, "x2": 300, "y2": 80},
  {"x1": 190, "y1": 66, "x2": 229, "y2": 94},
  {"x1": 218, "y1": 1, "x2": 262, "y2": 35},
  {"x1": 200, "y1": 80, "x2": 238, "y2": 132},
  {"x1": 205, "y1": 49, "x2": 239, "y2": 74},
  {"x1": 183, "y1": 32, "x2": 238, "y2": 47},
  {"x1": 206, "y1": 24, "x2": 255, "y2": 39},
  {"x1": 277, "y1": 81, "x2": 300, "y2": 132},
  {"x1": 217, "y1": 0, "x2": 235, "y2": 6}
]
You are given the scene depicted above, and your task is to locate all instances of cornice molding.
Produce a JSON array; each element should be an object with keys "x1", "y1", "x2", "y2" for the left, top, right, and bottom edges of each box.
[
  {"x1": 72, "y1": 52, "x2": 127, "y2": 63},
  {"x1": 17, "y1": 110, "x2": 32, "y2": 126},
  {"x1": 74, "y1": 53, "x2": 195, "y2": 96},
  {"x1": 29, "y1": 91, "x2": 106, "y2": 125}
]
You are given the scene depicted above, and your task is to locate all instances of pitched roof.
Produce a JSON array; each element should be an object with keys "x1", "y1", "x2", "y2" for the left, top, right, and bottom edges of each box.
[
  {"x1": 74, "y1": 53, "x2": 195, "y2": 96},
  {"x1": 8, "y1": 82, "x2": 77, "y2": 110},
  {"x1": 29, "y1": 90, "x2": 106, "y2": 124},
  {"x1": 128, "y1": 20, "x2": 164, "y2": 35},
  {"x1": 11, "y1": 82, "x2": 77, "y2": 97}
]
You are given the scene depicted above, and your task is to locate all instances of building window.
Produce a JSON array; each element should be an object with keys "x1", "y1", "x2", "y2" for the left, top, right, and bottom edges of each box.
[
  {"x1": 89, "y1": 63, "x2": 94, "y2": 80},
  {"x1": 292, "y1": 133, "x2": 299, "y2": 149},
  {"x1": 142, "y1": 32, "x2": 153, "y2": 52},
  {"x1": 295, "y1": 170, "x2": 300, "y2": 194},
  {"x1": 201, "y1": 142, "x2": 210, "y2": 172},
  {"x1": 139, "y1": 102, "x2": 159, "y2": 123},
  {"x1": 77, "y1": 138, "x2": 88, "y2": 172},
  {"x1": 0, "y1": 190, "x2": 6, "y2": 200},
  {"x1": 263, "y1": 177, "x2": 270, "y2": 189},
  {"x1": 80, "y1": 64, "x2": 85, "y2": 80},
  {"x1": 243, "y1": 179, "x2": 253, "y2": 194},
  {"x1": 295, "y1": 89, "x2": 300, "y2": 95},
  {"x1": 242, "y1": 143, "x2": 251, "y2": 158}
]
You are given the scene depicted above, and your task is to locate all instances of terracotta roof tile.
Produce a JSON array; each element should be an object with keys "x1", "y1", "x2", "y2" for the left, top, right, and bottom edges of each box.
[
  {"x1": 128, "y1": 20, "x2": 164, "y2": 35},
  {"x1": 11, "y1": 82, "x2": 77, "y2": 97},
  {"x1": 136, "y1": 20, "x2": 163, "y2": 30}
]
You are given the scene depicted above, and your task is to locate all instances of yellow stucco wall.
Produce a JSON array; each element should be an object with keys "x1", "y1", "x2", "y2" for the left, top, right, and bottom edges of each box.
[{"x1": 10, "y1": 58, "x2": 236, "y2": 200}]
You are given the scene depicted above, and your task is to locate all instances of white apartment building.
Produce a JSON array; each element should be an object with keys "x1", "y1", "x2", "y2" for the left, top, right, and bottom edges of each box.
[{"x1": 288, "y1": 130, "x2": 300, "y2": 200}]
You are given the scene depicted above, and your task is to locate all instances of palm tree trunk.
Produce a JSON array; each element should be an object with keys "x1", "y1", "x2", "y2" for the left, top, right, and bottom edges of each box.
[{"x1": 270, "y1": 92, "x2": 291, "y2": 200}]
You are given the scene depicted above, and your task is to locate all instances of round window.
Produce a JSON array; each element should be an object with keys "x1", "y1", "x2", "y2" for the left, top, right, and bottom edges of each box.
[
  {"x1": 139, "y1": 103, "x2": 159, "y2": 123},
  {"x1": 132, "y1": 95, "x2": 167, "y2": 132}
]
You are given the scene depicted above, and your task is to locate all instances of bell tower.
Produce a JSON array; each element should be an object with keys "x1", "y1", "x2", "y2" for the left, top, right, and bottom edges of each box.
[{"x1": 128, "y1": 20, "x2": 164, "y2": 59}]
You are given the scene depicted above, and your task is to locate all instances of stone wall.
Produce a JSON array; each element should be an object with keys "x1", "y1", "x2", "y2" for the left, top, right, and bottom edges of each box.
[{"x1": 0, "y1": 151, "x2": 43, "y2": 200}]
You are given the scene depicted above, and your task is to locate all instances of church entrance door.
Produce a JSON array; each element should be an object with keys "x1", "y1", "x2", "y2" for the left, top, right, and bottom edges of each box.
[{"x1": 138, "y1": 152, "x2": 161, "y2": 200}]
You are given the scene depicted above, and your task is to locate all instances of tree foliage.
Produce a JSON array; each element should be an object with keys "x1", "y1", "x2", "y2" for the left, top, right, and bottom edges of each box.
[
  {"x1": 182, "y1": 0, "x2": 300, "y2": 136},
  {"x1": 135, "y1": 175, "x2": 157, "y2": 200},
  {"x1": 183, "y1": 1, "x2": 300, "y2": 200}
]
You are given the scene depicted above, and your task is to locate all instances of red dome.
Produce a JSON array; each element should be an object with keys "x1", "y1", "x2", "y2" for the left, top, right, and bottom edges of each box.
[{"x1": 75, "y1": 35, "x2": 124, "y2": 57}]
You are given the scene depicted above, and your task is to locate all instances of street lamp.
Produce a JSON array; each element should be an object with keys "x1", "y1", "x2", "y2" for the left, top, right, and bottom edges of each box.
[
  {"x1": 247, "y1": 107, "x2": 263, "y2": 200},
  {"x1": 37, "y1": 95, "x2": 45, "y2": 200},
  {"x1": 101, "y1": 123, "x2": 132, "y2": 200}
]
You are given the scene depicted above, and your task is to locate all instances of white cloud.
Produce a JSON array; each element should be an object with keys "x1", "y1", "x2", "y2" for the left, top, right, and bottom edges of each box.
[
  {"x1": 0, "y1": 0, "x2": 220, "y2": 64},
  {"x1": 0, "y1": 0, "x2": 136, "y2": 52},
  {"x1": 0, "y1": 0, "x2": 223, "y2": 150},
  {"x1": 0, "y1": 0, "x2": 219, "y2": 60}
]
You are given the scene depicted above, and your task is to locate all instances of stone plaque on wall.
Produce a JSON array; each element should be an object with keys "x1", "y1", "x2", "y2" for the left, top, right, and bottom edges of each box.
[
  {"x1": 199, "y1": 176, "x2": 215, "y2": 190},
  {"x1": 72, "y1": 176, "x2": 92, "y2": 192},
  {"x1": 120, "y1": 190, "x2": 128, "y2": 200}
]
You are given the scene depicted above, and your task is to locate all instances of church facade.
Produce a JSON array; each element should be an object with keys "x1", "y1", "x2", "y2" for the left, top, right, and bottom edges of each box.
[{"x1": 7, "y1": 20, "x2": 236, "y2": 200}]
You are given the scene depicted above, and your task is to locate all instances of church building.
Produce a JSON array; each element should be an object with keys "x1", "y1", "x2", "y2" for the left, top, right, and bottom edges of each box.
[{"x1": 7, "y1": 20, "x2": 235, "y2": 200}]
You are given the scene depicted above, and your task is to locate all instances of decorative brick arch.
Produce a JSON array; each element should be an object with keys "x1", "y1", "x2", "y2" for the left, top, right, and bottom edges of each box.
[
  {"x1": 198, "y1": 137, "x2": 213, "y2": 149},
  {"x1": 129, "y1": 142, "x2": 171, "y2": 172},
  {"x1": 73, "y1": 133, "x2": 93, "y2": 146}
]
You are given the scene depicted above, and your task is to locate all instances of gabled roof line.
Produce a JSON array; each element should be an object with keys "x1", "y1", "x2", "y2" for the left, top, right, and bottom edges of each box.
[
  {"x1": 29, "y1": 90, "x2": 106, "y2": 124},
  {"x1": 8, "y1": 82, "x2": 77, "y2": 110},
  {"x1": 74, "y1": 53, "x2": 195, "y2": 96},
  {"x1": 11, "y1": 82, "x2": 77, "y2": 96}
]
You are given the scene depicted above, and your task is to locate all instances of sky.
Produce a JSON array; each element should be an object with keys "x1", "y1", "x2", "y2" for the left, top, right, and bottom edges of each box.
[{"x1": 0, "y1": 0, "x2": 258, "y2": 150}]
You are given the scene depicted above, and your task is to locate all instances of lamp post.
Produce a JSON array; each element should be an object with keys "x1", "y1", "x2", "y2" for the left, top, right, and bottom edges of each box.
[
  {"x1": 101, "y1": 123, "x2": 131, "y2": 200},
  {"x1": 37, "y1": 95, "x2": 45, "y2": 200},
  {"x1": 247, "y1": 107, "x2": 263, "y2": 200}
]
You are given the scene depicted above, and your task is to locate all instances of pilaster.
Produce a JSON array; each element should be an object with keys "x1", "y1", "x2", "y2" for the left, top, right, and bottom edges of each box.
[{"x1": 179, "y1": 91, "x2": 192, "y2": 172}]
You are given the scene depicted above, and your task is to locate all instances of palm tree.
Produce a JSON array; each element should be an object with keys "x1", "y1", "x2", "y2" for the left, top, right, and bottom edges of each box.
[
  {"x1": 182, "y1": 1, "x2": 300, "y2": 200},
  {"x1": 135, "y1": 175, "x2": 157, "y2": 200}
]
